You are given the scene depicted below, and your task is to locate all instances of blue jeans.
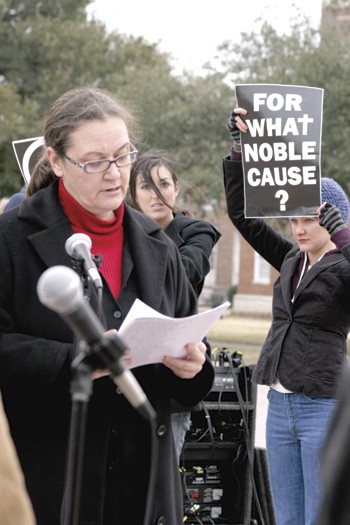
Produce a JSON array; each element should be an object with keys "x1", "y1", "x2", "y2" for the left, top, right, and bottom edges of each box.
[
  {"x1": 266, "y1": 389, "x2": 337, "y2": 525},
  {"x1": 171, "y1": 411, "x2": 191, "y2": 460}
]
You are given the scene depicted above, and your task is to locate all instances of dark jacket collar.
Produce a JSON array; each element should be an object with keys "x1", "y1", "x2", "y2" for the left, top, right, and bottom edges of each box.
[
  {"x1": 18, "y1": 181, "x2": 171, "y2": 313},
  {"x1": 280, "y1": 246, "x2": 345, "y2": 312}
]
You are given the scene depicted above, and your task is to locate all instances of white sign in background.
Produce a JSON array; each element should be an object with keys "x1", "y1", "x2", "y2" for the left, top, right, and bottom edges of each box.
[{"x1": 12, "y1": 136, "x2": 44, "y2": 184}]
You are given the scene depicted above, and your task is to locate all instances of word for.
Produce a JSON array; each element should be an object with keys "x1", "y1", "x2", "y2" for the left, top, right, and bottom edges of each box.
[
  {"x1": 253, "y1": 93, "x2": 303, "y2": 112},
  {"x1": 247, "y1": 165, "x2": 317, "y2": 187},
  {"x1": 243, "y1": 141, "x2": 316, "y2": 162}
]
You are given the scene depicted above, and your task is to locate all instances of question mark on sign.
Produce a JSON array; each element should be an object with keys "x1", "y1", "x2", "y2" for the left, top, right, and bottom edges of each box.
[{"x1": 275, "y1": 190, "x2": 289, "y2": 211}]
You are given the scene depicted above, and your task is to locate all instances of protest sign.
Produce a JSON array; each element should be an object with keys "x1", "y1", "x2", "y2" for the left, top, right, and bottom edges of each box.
[
  {"x1": 12, "y1": 137, "x2": 44, "y2": 184},
  {"x1": 235, "y1": 84, "x2": 323, "y2": 218}
]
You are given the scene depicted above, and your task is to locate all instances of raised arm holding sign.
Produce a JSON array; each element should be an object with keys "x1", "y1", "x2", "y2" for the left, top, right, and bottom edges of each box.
[{"x1": 222, "y1": 85, "x2": 350, "y2": 525}]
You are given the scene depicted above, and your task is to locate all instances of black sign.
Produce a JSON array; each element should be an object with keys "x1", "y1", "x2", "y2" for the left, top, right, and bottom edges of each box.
[{"x1": 235, "y1": 84, "x2": 323, "y2": 218}]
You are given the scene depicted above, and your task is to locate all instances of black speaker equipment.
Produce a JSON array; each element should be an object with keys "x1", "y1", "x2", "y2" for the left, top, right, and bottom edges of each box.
[{"x1": 180, "y1": 360, "x2": 258, "y2": 525}]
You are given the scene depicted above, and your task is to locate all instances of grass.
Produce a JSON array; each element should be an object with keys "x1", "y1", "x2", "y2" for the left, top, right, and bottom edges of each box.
[
  {"x1": 207, "y1": 312, "x2": 271, "y2": 346},
  {"x1": 206, "y1": 311, "x2": 271, "y2": 364},
  {"x1": 206, "y1": 310, "x2": 350, "y2": 365}
]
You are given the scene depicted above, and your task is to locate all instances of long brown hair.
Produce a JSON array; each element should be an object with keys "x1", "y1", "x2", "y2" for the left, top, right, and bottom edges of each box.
[{"x1": 27, "y1": 86, "x2": 139, "y2": 196}]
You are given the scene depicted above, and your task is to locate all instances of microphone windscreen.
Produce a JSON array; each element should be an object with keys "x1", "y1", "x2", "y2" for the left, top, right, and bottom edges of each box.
[
  {"x1": 65, "y1": 233, "x2": 92, "y2": 257},
  {"x1": 37, "y1": 266, "x2": 82, "y2": 315}
]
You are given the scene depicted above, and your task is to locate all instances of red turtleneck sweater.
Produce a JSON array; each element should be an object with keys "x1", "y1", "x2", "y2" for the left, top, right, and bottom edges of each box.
[{"x1": 58, "y1": 179, "x2": 124, "y2": 298}]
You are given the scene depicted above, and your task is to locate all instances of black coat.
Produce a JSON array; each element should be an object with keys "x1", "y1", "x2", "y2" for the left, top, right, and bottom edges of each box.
[
  {"x1": 165, "y1": 212, "x2": 221, "y2": 298},
  {"x1": 0, "y1": 181, "x2": 214, "y2": 525},
  {"x1": 223, "y1": 157, "x2": 350, "y2": 397}
]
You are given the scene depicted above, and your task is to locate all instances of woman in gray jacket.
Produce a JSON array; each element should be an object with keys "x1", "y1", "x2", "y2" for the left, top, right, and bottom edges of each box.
[{"x1": 223, "y1": 107, "x2": 350, "y2": 525}]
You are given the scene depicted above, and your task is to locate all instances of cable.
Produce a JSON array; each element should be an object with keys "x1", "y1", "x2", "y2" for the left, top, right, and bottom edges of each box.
[
  {"x1": 182, "y1": 350, "x2": 264, "y2": 524},
  {"x1": 181, "y1": 468, "x2": 205, "y2": 525},
  {"x1": 201, "y1": 402, "x2": 215, "y2": 459},
  {"x1": 224, "y1": 350, "x2": 266, "y2": 525}
]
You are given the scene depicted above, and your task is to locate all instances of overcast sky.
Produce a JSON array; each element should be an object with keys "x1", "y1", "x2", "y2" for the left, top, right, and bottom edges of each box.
[{"x1": 87, "y1": 0, "x2": 323, "y2": 75}]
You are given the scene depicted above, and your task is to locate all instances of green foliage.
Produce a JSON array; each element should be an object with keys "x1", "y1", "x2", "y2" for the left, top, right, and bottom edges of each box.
[
  {"x1": 227, "y1": 285, "x2": 237, "y2": 305},
  {"x1": 1, "y1": 0, "x2": 350, "y2": 209},
  {"x1": 215, "y1": 11, "x2": 350, "y2": 195},
  {"x1": 0, "y1": 0, "x2": 233, "y2": 203},
  {"x1": 1, "y1": 0, "x2": 90, "y2": 21},
  {"x1": 125, "y1": 71, "x2": 233, "y2": 208},
  {"x1": 0, "y1": 81, "x2": 41, "y2": 194},
  {"x1": 312, "y1": 28, "x2": 350, "y2": 192},
  {"x1": 218, "y1": 17, "x2": 319, "y2": 86}
]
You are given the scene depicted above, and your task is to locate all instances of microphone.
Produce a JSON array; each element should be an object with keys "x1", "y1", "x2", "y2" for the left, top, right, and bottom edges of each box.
[
  {"x1": 65, "y1": 233, "x2": 103, "y2": 290},
  {"x1": 37, "y1": 265, "x2": 156, "y2": 421}
]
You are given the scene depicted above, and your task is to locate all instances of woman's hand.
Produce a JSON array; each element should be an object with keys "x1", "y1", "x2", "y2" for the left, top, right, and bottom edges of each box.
[
  {"x1": 91, "y1": 329, "x2": 132, "y2": 380},
  {"x1": 231, "y1": 107, "x2": 248, "y2": 133},
  {"x1": 162, "y1": 341, "x2": 207, "y2": 379},
  {"x1": 318, "y1": 202, "x2": 346, "y2": 235},
  {"x1": 226, "y1": 106, "x2": 248, "y2": 153}
]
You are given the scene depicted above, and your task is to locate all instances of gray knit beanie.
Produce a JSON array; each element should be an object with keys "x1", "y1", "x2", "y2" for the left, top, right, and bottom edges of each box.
[{"x1": 321, "y1": 177, "x2": 350, "y2": 224}]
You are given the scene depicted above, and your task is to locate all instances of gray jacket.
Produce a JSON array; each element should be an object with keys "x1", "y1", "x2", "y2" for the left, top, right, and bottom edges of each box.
[{"x1": 223, "y1": 157, "x2": 350, "y2": 397}]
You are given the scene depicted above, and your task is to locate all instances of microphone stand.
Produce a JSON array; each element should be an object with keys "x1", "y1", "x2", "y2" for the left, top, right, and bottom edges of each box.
[
  {"x1": 61, "y1": 263, "x2": 158, "y2": 525},
  {"x1": 61, "y1": 263, "x2": 100, "y2": 525},
  {"x1": 61, "y1": 342, "x2": 94, "y2": 525},
  {"x1": 61, "y1": 257, "x2": 95, "y2": 525}
]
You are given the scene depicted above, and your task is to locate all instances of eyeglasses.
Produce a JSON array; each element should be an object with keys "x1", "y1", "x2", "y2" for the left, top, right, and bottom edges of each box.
[{"x1": 64, "y1": 143, "x2": 138, "y2": 174}]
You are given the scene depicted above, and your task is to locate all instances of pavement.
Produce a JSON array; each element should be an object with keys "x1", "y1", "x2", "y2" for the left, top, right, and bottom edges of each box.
[{"x1": 254, "y1": 384, "x2": 269, "y2": 449}]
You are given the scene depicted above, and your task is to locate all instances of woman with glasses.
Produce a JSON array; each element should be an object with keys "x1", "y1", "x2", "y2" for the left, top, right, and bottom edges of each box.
[
  {"x1": 128, "y1": 150, "x2": 221, "y2": 460},
  {"x1": 0, "y1": 86, "x2": 214, "y2": 525}
]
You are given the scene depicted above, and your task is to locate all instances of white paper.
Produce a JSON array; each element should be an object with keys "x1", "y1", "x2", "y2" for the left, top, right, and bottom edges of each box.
[{"x1": 118, "y1": 299, "x2": 230, "y2": 369}]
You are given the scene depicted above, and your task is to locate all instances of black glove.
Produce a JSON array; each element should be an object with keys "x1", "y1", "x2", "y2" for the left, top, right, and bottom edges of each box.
[
  {"x1": 226, "y1": 112, "x2": 240, "y2": 142},
  {"x1": 319, "y1": 202, "x2": 346, "y2": 234}
]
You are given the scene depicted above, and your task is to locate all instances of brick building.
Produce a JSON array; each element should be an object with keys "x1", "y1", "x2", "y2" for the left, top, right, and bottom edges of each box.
[{"x1": 201, "y1": 208, "x2": 278, "y2": 315}]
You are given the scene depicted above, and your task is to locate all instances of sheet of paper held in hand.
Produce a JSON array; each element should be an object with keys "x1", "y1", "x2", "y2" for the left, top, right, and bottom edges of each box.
[{"x1": 118, "y1": 299, "x2": 230, "y2": 369}]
